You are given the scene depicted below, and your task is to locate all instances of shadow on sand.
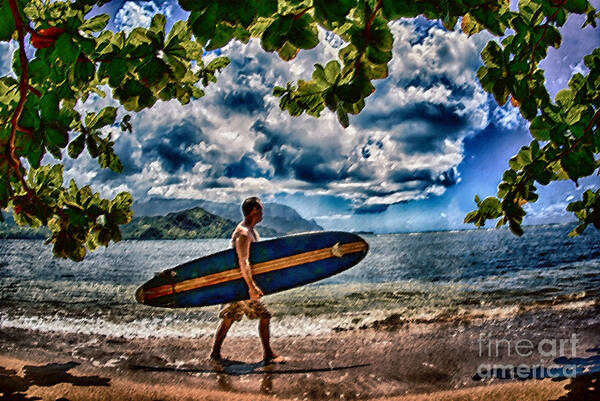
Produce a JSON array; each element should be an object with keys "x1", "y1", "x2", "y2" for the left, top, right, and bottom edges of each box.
[
  {"x1": 130, "y1": 359, "x2": 370, "y2": 396},
  {"x1": 129, "y1": 359, "x2": 370, "y2": 376},
  {"x1": 472, "y1": 347, "x2": 599, "y2": 401},
  {"x1": 0, "y1": 362, "x2": 110, "y2": 401}
]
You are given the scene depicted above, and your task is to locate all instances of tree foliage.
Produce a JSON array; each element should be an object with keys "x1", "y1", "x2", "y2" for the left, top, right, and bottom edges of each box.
[{"x1": 0, "y1": 0, "x2": 598, "y2": 260}]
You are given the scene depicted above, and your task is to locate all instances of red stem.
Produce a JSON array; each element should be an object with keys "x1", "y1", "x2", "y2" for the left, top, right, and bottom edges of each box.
[
  {"x1": 6, "y1": 0, "x2": 33, "y2": 194},
  {"x1": 293, "y1": 6, "x2": 313, "y2": 21},
  {"x1": 526, "y1": 4, "x2": 563, "y2": 81},
  {"x1": 365, "y1": 0, "x2": 383, "y2": 42},
  {"x1": 352, "y1": 0, "x2": 383, "y2": 77}
]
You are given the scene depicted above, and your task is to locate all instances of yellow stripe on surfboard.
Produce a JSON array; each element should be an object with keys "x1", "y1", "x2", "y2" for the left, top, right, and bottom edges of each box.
[{"x1": 143, "y1": 241, "x2": 367, "y2": 301}]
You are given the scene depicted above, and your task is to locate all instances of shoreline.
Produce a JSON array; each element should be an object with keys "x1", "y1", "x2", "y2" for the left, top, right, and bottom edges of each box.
[
  {"x1": 1, "y1": 304, "x2": 598, "y2": 400},
  {"x1": 0, "y1": 354, "x2": 572, "y2": 401}
]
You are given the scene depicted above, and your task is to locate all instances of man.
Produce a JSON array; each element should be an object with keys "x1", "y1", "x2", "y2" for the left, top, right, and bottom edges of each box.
[{"x1": 210, "y1": 197, "x2": 286, "y2": 364}]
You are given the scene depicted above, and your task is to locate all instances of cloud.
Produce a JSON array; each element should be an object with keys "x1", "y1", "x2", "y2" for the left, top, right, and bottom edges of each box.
[
  {"x1": 61, "y1": 17, "x2": 492, "y2": 211},
  {"x1": 114, "y1": 1, "x2": 173, "y2": 33},
  {"x1": 0, "y1": 41, "x2": 18, "y2": 77},
  {"x1": 493, "y1": 102, "x2": 523, "y2": 130}
]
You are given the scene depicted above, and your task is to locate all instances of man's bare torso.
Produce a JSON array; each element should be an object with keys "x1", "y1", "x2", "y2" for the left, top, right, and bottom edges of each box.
[{"x1": 231, "y1": 223, "x2": 259, "y2": 248}]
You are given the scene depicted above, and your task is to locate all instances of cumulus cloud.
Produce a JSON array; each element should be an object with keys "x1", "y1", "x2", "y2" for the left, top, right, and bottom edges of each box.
[
  {"x1": 493, "y1": 102, "x2": 523, "y2": 130},
  {"x1": 114, "y1": 1, "x2": 173, "y2": 32},
  {"x1": 0, "y1": 41, "x2": 18, "y2": 77},
  {"x1": 61, "y1": 15, "x2": 491, "y2": 212}
]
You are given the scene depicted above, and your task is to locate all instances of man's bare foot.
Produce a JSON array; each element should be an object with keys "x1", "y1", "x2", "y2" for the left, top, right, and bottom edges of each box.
[{"x1": 263, "y1": 354, "x2": 287, "y2": 364}]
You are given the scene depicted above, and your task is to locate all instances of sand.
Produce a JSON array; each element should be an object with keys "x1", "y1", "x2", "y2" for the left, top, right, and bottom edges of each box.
[{"x1": 1, "y1": 303, "x2": 599, "y2": 400}]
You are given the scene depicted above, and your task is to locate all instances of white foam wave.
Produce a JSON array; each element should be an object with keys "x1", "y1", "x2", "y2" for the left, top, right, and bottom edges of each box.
[{"x1": 0, "y1": 312, "x2": 345, "y2": 339}]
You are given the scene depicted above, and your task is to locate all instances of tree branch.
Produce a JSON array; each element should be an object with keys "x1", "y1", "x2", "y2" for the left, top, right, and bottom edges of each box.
[
  {"x1": 352, "y1": 0, "x2": 383, "y2": 77},
  {"x1": 525, "y1": 3, "x2": 564, "y2": 81},
  {"x1": 7, "y1": 0, "x2": 34, "y2": 195},
  {"x1": 510, "y1": 108, "x2": 600, "y2": 199}
]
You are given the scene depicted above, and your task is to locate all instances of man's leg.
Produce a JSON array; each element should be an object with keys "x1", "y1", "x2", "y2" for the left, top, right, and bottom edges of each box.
[
  {"x1": 210, "y1": 317, "x2": 234, "y2": 360},
  {"x1": 259, "y1": 317, "x2": 285, "y2": 363}
]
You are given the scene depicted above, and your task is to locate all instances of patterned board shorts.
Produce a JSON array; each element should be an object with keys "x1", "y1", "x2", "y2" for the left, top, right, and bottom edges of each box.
[{"x1": 219, "y1": 300, "x2": 272, "y2": 321}]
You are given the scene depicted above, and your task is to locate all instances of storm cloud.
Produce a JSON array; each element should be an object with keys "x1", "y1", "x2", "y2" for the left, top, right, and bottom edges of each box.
[{"x1": 59, "y1": 10, "x2": 491, "y2": 212}]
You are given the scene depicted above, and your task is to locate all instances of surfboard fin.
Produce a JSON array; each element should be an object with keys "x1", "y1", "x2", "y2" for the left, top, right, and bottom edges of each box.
[{"x1": 331, "y1": 242, "x2": 345, "y2": 258}]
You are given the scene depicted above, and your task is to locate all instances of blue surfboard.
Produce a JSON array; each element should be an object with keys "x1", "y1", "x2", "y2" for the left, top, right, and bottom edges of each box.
[{"x1": 135, "y1": 231, "x2": 369, "y2": 308}]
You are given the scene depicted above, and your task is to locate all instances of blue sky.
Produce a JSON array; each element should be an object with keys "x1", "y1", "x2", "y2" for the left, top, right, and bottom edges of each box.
[{"x1": 1, "y1": 0, "x2": 598, "y2": 233}]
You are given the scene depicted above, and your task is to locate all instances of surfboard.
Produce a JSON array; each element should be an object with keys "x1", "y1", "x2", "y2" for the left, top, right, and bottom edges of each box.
[{"x1": 135, "y1": 231, "x2": 369, "y2": 308}]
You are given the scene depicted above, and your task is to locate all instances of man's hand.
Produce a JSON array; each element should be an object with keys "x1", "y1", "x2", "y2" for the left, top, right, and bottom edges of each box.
[{"x1": 249, "y1": 283, "x2": 264, "y2": 300}]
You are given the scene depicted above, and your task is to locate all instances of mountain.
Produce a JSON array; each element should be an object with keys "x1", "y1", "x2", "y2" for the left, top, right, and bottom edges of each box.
[
  {"x1": 132, "y1": 198, "x2": 323, "y2": 235},
  {"x1": 122, "y1": 207, "x2": 240, "y2": 240},
  {"x1": 0, "y1": 207, "x2": 279, "y2": 240},
  {"x1": 0, "y1": 212, "x2": 49, "y2": 239}
]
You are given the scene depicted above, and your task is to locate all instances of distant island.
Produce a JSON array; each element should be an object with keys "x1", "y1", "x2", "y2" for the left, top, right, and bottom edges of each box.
[
  {"x1": 132, "y1": 198, "x2": 323, "y2": 234},
  {"x1": 120, "y1": 207, "x2": 280, "y2": 240},
  {"x1": 0, "y1": 200, "x2": 320, "y2": 240}
]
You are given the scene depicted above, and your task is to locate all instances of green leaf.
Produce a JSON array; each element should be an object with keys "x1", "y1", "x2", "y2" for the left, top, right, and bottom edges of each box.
[
  {"x1": 189, "y1": 6, "x2": 218, "y2": 44},
  {"x1": 520, "y1": 96, "x2": 537, "y2": 121},
  {"x1": 88, "y1": 107, "x2": 117, "y2": 130},
  {"x1": 206, "y1": 23, "x2": 234, "y2": 50},
  {"x1": 314, "y1": 0, "x2": 355, "y2": 22},
  {"x1": 371, "y1": 26, "x2": 394, "y2": 52},
  {"x1": 54, "y1": 34, "x2": 80, "y2": 66},
  {"x1": 568, "y1": 223, "x2": 588, "y2": 237},
  {"x1": 79, "y1": 14, "x2": 109, "y2": 32},
  {"x1": 565, "y1": 105, "x2": 588, "y2": 125},
  {"x1": 0, "y1": 0, "x2": 16, "y2": 41},
  {"x1": 138, "y1": 57, "x2": 168, "y2": 83},
  {"x1": 29, "y1": 58, "x2": 50, "y2": 82},
  {"x1": 261, "y1": 15, "x2": 293, "y2": 52},
  {"x1": 480, "y1": 196, "x2": 502, "y2": 217},
  {"x1": 509, "y1": 219, "x2": 524, "y2": 236},
  {"x1": 336, "y1": 107, "x2": 349, "y2": 128},
  {"x1": 481, "y1": 41, "x2": 504, "y2": 68},
  {"x1": 365, "y1": 46, "x2": 392, "y2": 65},
  {"x1": 464, "y1": 210, "x2": 478, "y2": 224},
  {"x1": 461, "y1": 14, "x2": 485, "y2": 37},
  {"x1": 206, "y1": 56, "x2": 230, "y2": 71},
  {"x1": 149, "y1": 13, "x2": 166, "y2": 41},
  {"x1": 565, "y1": 0, "x2": 589, "y2": 13},
  {"x1": 68, "y1": 133, "x2": 86, "y2": 158},
  {"x1": 492, "y1": 78, "x2": 509, "y2": 105},
  {"x1": 40, "y1": 92, "x2": 59, "y2": 122},
  {"x1": 277, "y1": 41, "x2": 299, "y2": 61},
  {"x1": 106, "y1": 58, "x2": 128, "y2": 88},
  {"x1": 381, "y1": 0, "x2": 420, "y2": 19},
  {"x1": 530, "y1": 116, "x2": 551, "y2": 140},
  {"x1": 324, "y1": 60, "x2": 341, "y2": 84},
  {"x1": 336, "y1": 83, "x2": 362, "y2": 103},
  {"x1": 287, "y1": 14, "x2": 319, "y2": 50},
  {"x1": 555, "y1": 89, "x2": 574, "y2": 109},
  {"x1": 45, "y1": 128, "x2": 68, "y2": 148},
  {"x1": 560, "y1": 148, "x2": 596, "y2": 182},
  {"x1": 74, "y1": 60, "x2": 95, "y2": 83}
]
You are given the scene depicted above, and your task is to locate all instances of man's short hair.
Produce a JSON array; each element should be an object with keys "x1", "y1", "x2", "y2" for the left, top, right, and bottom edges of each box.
[{"x1": 242, "y1": 197, "x2": 262, "y2": 217}]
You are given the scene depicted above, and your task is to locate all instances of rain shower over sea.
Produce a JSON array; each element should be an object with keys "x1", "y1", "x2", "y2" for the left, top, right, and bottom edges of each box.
[{"x1": 1, "y1": 224, "x2": 599, "y2": 339}]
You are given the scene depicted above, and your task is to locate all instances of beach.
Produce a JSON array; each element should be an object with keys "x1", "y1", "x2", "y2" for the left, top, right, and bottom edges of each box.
[
  {"x1": 1, "y1": 301, "x2": 598, "y2": 400},
  {"x1": 2, "y1": 229, "x2": 600, "y2": 400}
]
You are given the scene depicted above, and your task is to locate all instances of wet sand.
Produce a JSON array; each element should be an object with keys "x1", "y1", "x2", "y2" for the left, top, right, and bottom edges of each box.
[{"x1": 1, "y1": 302, "x2": 599, "y2": 400}]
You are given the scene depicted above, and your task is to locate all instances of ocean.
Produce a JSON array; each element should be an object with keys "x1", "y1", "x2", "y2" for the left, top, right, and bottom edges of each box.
[{"x1": 1, "y1": 224, "x2": 599, "y2": 339}]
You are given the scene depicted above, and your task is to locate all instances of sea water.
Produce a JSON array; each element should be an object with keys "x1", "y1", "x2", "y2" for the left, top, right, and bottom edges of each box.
[{"x1": 1, "y1": 224, "x2": 599, "y2": 338}]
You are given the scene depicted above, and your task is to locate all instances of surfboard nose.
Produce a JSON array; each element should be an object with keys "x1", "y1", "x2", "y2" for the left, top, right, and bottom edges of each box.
[{"x1": 135, "y1": 286, "x2": 146, "y2": 304}]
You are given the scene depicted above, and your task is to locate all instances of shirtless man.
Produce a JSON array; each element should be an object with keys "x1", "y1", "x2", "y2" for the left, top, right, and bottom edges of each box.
[{"x1": 209, "y1": 197, "x2": 285, "y2": 364}]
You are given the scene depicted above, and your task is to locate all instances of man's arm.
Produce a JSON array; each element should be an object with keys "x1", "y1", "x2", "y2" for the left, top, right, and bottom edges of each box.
[{"x1": 235, "y1": 232, "x2": 264, "y2": 300}]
